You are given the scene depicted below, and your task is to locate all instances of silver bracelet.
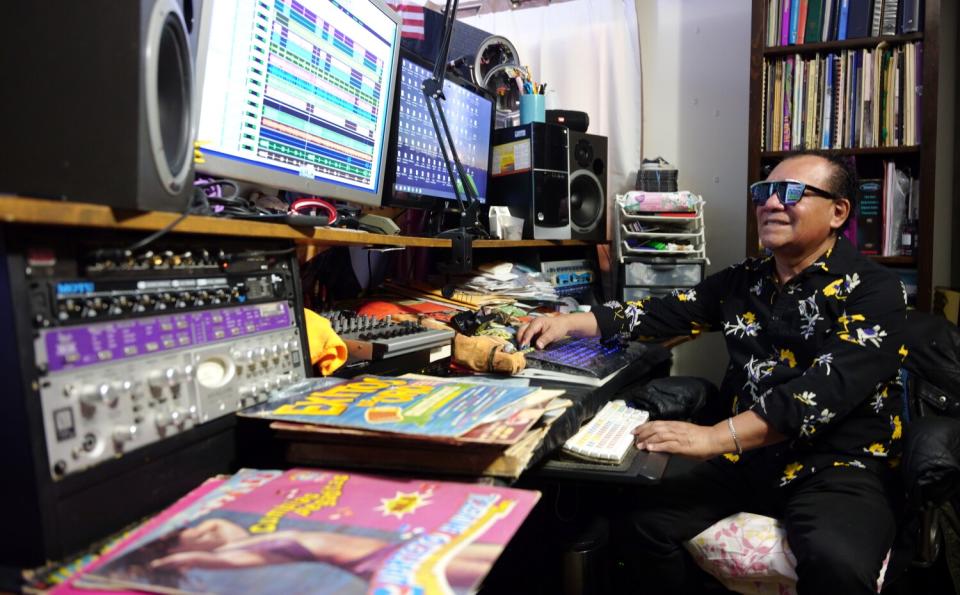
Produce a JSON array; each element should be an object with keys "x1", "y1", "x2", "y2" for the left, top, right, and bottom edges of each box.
[{"x1": 727, "y1": 417, "x2": 743, "y2": 455}]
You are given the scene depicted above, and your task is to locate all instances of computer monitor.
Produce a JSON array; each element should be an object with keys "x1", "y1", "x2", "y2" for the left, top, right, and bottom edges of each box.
[
  {"x1": 383, "y1": 50, "x2": 495, "y2": 209},
  {"x1": 194, "y1": 0, "x2": 402, "y2": 207}
]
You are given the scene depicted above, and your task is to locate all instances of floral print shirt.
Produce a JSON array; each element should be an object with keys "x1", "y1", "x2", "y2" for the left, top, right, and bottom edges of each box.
[{"x1": 593, "y1": 235, "x2": 907, "y2": 487}]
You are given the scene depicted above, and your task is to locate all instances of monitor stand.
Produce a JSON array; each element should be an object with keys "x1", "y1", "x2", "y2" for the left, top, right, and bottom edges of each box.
[{"x1": 431, "y1": 201, "x2": 488, "y2": 274}]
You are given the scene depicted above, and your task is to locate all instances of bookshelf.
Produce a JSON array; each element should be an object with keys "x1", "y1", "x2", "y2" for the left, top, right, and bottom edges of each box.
[{"x1": 747, "y1": 0, "x2": 957, "y2": 311}]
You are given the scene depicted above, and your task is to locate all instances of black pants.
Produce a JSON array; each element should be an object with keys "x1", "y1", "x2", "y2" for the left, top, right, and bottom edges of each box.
[{"x1": 618, "y1": 458, "x2": 897, "y2": 595}]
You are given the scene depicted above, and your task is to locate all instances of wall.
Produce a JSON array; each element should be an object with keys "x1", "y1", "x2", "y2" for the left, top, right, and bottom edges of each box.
[{"x1": 635, "y1": 0, "x2": 751, "y2": 383}]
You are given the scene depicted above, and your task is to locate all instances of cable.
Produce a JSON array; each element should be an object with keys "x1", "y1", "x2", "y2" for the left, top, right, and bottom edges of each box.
[
  {"x1": 121, "y1": 187, "x2": 201, "y2": 254},
  {"x1": 194, "y1": 178, "x2": 239, "y2": 201},
  {"x1": 290, "y1": 197, "x2": 339, "y2": 224}
]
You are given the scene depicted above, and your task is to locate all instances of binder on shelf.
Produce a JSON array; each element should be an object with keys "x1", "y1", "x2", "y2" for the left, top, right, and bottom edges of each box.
[{"x1": 857, "y1": 178, "x2": 883, "y2": 254}]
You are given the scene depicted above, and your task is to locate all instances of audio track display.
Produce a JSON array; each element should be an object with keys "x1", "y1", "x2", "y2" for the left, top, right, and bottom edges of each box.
[{"x1": 199, "y1": 0, "x2": 398, "y2": 192}]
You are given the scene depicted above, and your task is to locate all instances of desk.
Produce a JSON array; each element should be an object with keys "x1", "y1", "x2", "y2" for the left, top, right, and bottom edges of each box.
[{"x1": 235, "y1": 344, "x2": 672, "y2": 482}]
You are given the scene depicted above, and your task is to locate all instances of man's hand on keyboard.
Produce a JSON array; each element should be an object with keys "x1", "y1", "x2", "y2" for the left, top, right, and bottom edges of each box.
[
  {"x1": 632, "y1": 420, "x2": 729, "y2": 461},
  {"x1": 517, "y1": 312, "x2": 600, "y2": 349}
]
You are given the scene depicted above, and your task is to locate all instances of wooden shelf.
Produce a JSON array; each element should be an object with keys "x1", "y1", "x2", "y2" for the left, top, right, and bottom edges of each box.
[
  {"x1": 472, "y1": 238, "x2": 591, "y2": 248},
  {"x1": 760, "y1": 146, "x2": 921, "y2": 158},
  {"x1": 0, "y1": 196, "x2": 591, "y2": 250},
  {"x1": 869, "y1": 255, "x2": 917, "y2": 266},
  {"x1": 762, "y1": 32, "x2": 924, "y2": 57}
]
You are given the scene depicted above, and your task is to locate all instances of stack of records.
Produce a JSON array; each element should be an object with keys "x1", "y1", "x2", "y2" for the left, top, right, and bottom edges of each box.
[{"x1": 636, "y1": 157, "x2": 679, "y2": 192}]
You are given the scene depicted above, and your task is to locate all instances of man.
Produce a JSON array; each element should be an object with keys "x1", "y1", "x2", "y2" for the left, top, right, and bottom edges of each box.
[{"x1": 517, "y1": 153, "x2": 907, "y2": 594}]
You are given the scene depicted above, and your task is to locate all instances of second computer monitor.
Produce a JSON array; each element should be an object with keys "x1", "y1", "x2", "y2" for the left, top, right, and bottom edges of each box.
[{"x1": 384, "y1": 51, "x2": 494, "y2": 208}]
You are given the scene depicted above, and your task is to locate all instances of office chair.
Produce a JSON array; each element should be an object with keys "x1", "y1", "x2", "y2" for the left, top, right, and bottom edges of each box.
[{"x1": 665, "y1": 312, "x2": 960, "y2": 594}]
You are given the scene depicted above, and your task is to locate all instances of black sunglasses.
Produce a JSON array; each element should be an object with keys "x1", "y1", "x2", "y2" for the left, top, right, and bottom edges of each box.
[{"x1": 749, "y1": 179, "x2": 839, "y2": 207}]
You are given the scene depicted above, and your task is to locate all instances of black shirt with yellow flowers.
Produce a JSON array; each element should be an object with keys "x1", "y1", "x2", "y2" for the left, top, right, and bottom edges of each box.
[{"x1": 593, "y1": 235, "x2": 907, "y2": 487}]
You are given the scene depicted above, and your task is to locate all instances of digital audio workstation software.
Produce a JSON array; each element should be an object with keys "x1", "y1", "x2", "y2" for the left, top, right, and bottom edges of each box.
[
  {"x1": 388, "y1": 54, "x2": 494, "y2": 205},
  {"x1": 195, "y1": 0, "x2": 401, "y2": 206}
]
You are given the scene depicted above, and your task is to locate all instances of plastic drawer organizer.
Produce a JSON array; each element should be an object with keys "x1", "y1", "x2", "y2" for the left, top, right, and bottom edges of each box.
[{"x1": 614, "y1": 191, "x2": 708, "y2": 302}]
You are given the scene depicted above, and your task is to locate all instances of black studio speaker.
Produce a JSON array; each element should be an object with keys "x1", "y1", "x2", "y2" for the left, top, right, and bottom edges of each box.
[
  {"x1": 0, "y1": 1, "x2": 198, "y2": 212},
  {"x1": 568, "y1": 132, "x2": 608, "y2": 241}
]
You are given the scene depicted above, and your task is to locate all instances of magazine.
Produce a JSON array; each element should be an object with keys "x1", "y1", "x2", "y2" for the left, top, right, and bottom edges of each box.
[
  {"x1": 56, "y1": 470, "x2": 284, "y2": 594},
  {"x1": 243, "y1": 375, "x2": 542, "y2": 438},
  {"x1": 84, "y1": 468, "x2": 541, "y2": 595}
]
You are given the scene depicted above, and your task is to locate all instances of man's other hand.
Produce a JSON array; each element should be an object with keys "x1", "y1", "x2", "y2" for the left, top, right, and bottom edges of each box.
[{"x1": 632, "y1": 420, "x2": 727, "y2": 460}]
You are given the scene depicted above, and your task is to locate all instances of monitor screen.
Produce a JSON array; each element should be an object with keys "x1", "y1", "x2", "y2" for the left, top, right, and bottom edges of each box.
[
  {"x1": 194, "y1": 0, "x2": 401, "y2": 207},
  {"x1": 384, "y1": 51, "x2": 494, "y2": 207}
]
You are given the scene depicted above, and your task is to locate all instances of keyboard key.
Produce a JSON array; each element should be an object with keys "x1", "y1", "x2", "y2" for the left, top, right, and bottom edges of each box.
[
  {"x1": 562, "y1": 400, "x2": 649, "y2": 464},
  {"x1": 525, "y1": 337, "x2": 648, "y2": 379}
]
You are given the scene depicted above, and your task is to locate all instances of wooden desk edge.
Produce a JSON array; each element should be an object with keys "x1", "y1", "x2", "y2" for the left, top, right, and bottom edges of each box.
[{"x1": 0, "y1": 196, "x2": 595, "y2": 249}]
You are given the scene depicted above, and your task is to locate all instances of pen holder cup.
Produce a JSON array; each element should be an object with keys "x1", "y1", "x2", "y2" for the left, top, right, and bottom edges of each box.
[{"x1": 519, "y1": 94, "x2": 546, "y2": 125}]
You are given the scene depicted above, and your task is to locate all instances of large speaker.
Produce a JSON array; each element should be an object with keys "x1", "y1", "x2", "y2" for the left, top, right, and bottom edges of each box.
[
  {"x1": 489, "y1": 123, "x2": 570, "y2": 240},
  {"x1": 568, "y1": 132, "x2": 608, "y2": 242},
  {"x1": 0, "y1": 1, "x2": 198, "y2": 212}
]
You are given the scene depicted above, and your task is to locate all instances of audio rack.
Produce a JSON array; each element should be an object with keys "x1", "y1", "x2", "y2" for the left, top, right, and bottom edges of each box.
[{"x1": 1, "y1": 226, "x2": 310, "y2": 569}]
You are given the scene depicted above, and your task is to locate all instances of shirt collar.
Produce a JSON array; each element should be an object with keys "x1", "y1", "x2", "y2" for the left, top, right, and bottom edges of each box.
[
  {"x1": 756, "y1": 234, "x2": 858, "y2": 282},
  {"x1": 809, "y1": 234, "x2": 858, "y2": 277}
]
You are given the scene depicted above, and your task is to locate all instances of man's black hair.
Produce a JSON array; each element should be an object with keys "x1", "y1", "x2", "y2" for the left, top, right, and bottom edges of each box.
[{"x1": 780, "y1": 150, "x2": 858, "y2": 231}]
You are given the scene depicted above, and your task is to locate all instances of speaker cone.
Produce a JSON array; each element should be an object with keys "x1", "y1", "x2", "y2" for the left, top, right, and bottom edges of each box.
[
  {"x1": 145, "y1": 0, "x2": 195, "y2": 195},
  {"x1": 570, "y1": 170, "x2": 604, "y2": 233}
]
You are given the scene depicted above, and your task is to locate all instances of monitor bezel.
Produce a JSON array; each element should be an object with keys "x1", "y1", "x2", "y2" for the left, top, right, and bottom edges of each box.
[
  {"x1": 381, "y1": 47, "x2": 496, "y2": 211},
  {"x1": 193, "y1": 0, "x2": 402, "y2": 208}
]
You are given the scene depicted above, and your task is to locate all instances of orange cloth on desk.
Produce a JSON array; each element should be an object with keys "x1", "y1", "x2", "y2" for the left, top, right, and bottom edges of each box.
[{"x1": 303, "y1": 308, "x2": 348, "y2": 376}]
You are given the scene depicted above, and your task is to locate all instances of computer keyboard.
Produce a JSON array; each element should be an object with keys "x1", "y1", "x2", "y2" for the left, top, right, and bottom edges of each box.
[
  {"x1": 524, "y1": 336, "x2": 648, "y2": 379},
  {"x1": 562, "y1": 400, "x2": 650, "y2": 464}
]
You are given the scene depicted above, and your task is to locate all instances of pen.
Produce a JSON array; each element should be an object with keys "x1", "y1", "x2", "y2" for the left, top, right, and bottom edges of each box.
[{"x1": 540, "y1": 83, "x2": 547, "y2": 95}]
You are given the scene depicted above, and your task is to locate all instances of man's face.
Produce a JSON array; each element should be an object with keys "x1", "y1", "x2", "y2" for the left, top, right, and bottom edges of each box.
[{"x1": 755, "y1": 155, "x2": 848, "y2": 255}]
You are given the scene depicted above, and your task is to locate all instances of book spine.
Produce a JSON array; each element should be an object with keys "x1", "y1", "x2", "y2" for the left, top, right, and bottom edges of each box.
[
  {"x1": 782, "y1": 0, "x2": 793, "y2": 45},
  {"x1": 804, "y1": 0, "x2": 825, "y2": 42},
  {"x1": 880, "y1": 0, "x2": 898, "y2": 35},
  {"x1": 790, "y1": 0, "x2": 801, "y2": 43},
  {"x1": 768, "y1": 0, "x2": 779, "y2": 46},
  {"x1": 870, "y1": 0, "x2": 883, "y2": 36},
  {"x1": 783, "y1": 57, "x2": 794, "y2": 149},
  {"x1": 797, "y1": 0, "x2": 809, "y2": 42},
  {"x1": 822, "y1": 0, "x2": 835, "y2": 41},
  {"x1": 914, "y1": 41, "x2": 922, "y2": 144},
  {"x1": 857, "y1": 179, "x2": 883, "y2": 254},
  {"x1": 822, "y1": 53, "x2": 834, "y2": 148},
  {"x1": 837, "y1": 0, "x2": 850, "y2": 40}
]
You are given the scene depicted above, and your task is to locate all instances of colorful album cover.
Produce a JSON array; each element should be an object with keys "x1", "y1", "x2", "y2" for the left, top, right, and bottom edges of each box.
[
  {"x1": 59, "y1": 470, "x2": 285, "y2": 594},
  {"x1": 243, "y1": 375, "x2": 541, "y2": 438},
  {"x1": 85, "y1": 468, "x2": 541, "y2": 595}
]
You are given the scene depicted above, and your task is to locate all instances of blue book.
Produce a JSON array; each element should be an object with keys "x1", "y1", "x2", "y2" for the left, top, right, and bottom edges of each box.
[
  {"x1": 900, "y1": 0, "x2": 921, "y2": 33},
  {"x1": 846, "y1": 0, "x2": 872, "y2": 38},
  {"x1": 837, "y1": 0, "x2": 850, "y2": 40},
  {"x1": 789, "y1": 0, "x2": 801, "y2": 44}
]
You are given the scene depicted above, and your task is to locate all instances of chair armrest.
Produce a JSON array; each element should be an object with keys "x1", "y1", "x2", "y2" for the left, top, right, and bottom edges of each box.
[
  {"x1": 622, "y1": 376, "x2": 718, "y2": 421},
  {"x1": 902, "y1": 416, "x2": 960, "y2": 509}
]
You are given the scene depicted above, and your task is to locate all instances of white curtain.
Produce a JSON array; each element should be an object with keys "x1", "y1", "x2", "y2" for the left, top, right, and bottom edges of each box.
[{"x1": 461, "y1": 0, "x2": 643, "y2": 197}]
